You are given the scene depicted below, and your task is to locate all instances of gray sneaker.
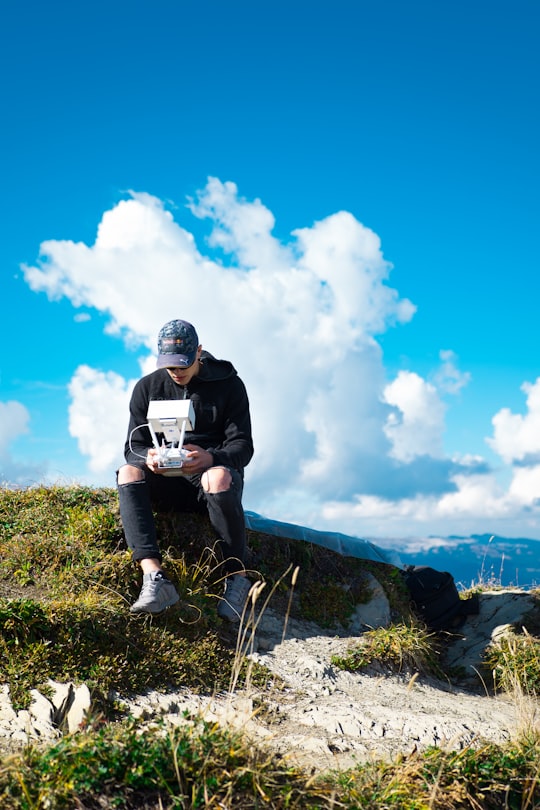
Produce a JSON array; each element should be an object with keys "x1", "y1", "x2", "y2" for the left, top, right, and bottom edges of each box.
[
  {"x1": 130, "y1": 572, "x2": 179, "y2": 614},
  {"x1": 217, "y1": 574, "x2": 252, "y2": 622}
]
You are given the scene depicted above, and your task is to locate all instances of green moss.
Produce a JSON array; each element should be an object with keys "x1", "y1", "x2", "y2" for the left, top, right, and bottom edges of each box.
[{"x1": 300, "y1": 579, "x2": 365, "y2": 628}]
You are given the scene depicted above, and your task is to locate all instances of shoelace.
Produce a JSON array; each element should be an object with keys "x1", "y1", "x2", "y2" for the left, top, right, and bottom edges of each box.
[{"x1": 139, "y1": 578, "x2": 162, "y2": 597}]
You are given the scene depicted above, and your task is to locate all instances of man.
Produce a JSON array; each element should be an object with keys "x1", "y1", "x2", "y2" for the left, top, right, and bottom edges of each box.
[{"x1": 117, "y1": 319, "x2": 254, "y2": 622}]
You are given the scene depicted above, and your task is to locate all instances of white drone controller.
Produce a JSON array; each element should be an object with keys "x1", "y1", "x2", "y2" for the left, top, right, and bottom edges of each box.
[
  {"x1": 157, "y1": 445, "x2": 190, "y2": 469},
  {"x1": 146, "y1": 399, "x2": 196, "y2": 476}
]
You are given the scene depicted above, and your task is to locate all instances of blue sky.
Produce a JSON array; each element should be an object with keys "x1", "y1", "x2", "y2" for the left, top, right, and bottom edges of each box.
[{"x1": 1, "y1": 0, "x2": 540, "y2": 545}]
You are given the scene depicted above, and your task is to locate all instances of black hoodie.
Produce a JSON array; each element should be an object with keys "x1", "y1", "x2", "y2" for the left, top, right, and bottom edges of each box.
[{"x1": 124, "y1": 351, "x2": 254, "y2": 473}]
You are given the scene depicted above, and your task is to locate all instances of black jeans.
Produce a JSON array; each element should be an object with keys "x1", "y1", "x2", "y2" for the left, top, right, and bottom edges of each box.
[{"x1": 117, "y1": 466, "x2": 247, "y2": 575}]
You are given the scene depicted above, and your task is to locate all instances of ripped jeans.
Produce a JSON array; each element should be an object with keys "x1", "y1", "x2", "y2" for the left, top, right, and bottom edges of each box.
[{"x1": 117, "y1": 466, "x2": 247, "y2": 575}]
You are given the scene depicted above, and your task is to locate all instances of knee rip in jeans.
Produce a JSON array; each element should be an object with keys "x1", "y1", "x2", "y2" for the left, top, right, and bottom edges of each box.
[
  {"x1": 202, "y1": 466, "x2": 232, "y2": 494},
  {"x1": 117, "y1": 465, "x2": 145, "y2": 486}
]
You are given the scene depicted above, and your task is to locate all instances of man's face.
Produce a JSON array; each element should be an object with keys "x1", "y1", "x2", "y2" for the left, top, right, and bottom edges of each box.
[{"x1": 165, "y1": 347, "x2": 201, "y2": 386}]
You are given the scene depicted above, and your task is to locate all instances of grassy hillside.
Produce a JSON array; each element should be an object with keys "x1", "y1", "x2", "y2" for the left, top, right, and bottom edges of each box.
[{"x1": 1, "y1": 484, "x2": 540, "y2": 809}]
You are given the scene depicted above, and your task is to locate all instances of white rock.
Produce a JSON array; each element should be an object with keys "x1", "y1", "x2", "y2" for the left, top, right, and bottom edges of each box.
[
  {"x1": 66, "y1": 684, "x2": 91, "y2": 733},
  {"x1": 29, "y1": 689, "x2": 54, "y2": 725},
  {"x1": 47, "y1": 679, "x2": 74, "y2": 723},
  {"x1": 349, "y1": 573, "x2": 391, "y2": 633},
  {"x1": 0, "y1": 684, "x2": 17, "y2": 724}
]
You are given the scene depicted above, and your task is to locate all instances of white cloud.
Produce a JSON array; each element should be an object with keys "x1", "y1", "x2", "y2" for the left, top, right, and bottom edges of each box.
[
  {"x1": 24, "y1": 179, "x2": 417, "y2": 495},
  {"x1": 293, "y1": 210, "x2": 416, "y2": 342},
  {"x1": 383, "y1": 370, "x2": 446, "y2": 462},
  {"x1": 488, "y1": 377, "x2": 540, "y2": 464},
  {"x1": 0, "y1": 400, "x2": 45, "y2": 485},
  {"x1": 508, "y1": 465, "x2": 540, "y2": 505},
  {"x1": 0, "y1": 401, "x2": 29, "y2": 450},
  {"x1": 313, "y1": 428, "x2": 540, "y2": 540},
  {"x1": 321, "y1": 468, "x2": 537, "y2": 539},
  {"x1": 24, "y1": 193, "x2": 207, "y2": 347},
  {"x1": 20, "y1": 178, "x2": 540, "y2": 541},
  {"x1": 189, "y1": 178, "x2": 290, "y2": 273},
  {"x1": 67, "y1": 366, "x2": 135, "y2": 474},
  {"x1": 433, "y1": 349, "x2": 471, "y2": 395}
]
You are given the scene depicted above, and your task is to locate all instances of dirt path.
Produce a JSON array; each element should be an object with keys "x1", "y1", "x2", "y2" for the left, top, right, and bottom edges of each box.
[
  {"x1": 121, "y1": 588, "x2": 538, "y2": 773},
  {"x1": 1, "y1": 586, "x2": 536, "y2": 772}
]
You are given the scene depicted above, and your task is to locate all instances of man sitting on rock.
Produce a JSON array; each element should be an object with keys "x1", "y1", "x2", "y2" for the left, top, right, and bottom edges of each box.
[{"x1": 117, "y1": 319, "x2": 254, "y2": 622}]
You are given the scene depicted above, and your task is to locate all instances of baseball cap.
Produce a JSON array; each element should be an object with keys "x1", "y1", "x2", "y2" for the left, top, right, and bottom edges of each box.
[{"x1": 156, "y1": 320, "x2": 199, "y2": 368}]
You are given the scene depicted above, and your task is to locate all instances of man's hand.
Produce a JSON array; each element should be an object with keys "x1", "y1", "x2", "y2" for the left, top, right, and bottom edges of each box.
[
  {"x1": 180, "y1": 444, "x2": 214, "y2": 474},
  {"x1": 145, "y1": 445, "x2": 213, "y2": 475},
  {"x1": 145, "y1": 448, "x2": 165, "y2": 474}
]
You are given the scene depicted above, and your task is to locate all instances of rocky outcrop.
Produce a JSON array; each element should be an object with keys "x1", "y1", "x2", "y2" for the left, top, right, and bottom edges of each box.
[
  {"x1": 0, "y1": 587, "x2": 537, "y2": 772},
  {"x1": 0, "y1": 681, "x2": 91, "y2": 746}
]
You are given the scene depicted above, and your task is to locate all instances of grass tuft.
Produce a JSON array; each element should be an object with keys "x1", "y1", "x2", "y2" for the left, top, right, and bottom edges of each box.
[
  {"x1": 323, "y1": 734, "x2": 540, "y2": 809},
  {"x1": 331, "y1": 620, "x2": 444, "y2": 678},
  {"x1": 0, "y1": 716, "x2": 333, "y2": 809},
  {"x1": 487, "y1": 627, "x2": 540, "y2": 697}
]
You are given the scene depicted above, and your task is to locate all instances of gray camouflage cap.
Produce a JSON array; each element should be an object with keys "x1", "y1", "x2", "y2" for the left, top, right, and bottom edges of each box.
[{"x1": 156, "y1": 320, "x2": 199, "y2": 368}]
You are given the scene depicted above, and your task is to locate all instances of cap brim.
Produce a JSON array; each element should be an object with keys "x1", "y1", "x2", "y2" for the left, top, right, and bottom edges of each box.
[{"x1": 156, "y1": 353, "x2": 196, "y2": 368}]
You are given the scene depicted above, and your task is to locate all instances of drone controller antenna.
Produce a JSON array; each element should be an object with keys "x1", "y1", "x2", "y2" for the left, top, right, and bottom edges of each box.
[
  {"x1": 147, "y1": 421, "x2": 161, "y2": 454},
  {"x1": 177, "y1": 417, "x2": 188, "y2": 450}
]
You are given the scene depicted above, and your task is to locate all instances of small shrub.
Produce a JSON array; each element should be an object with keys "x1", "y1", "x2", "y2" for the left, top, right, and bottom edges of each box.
[
  {"x1": 331, "y1": 621, "x2": 443, "y2": 678},
  {"x1": 325, "y1": 735, "x2": 540, "y2": 809},
  {"x1": 0, "y1": 717, "x2": 331, "y2": 809},
  {"x1": 64, "y1": 503, "x2": 122, "y2": 549},
  {"x1": 486, "y1": 628, "x2": 540, "y2": 696},
  {"x1": 0, "y1": 598, "x2": 49, "y2": 646}
]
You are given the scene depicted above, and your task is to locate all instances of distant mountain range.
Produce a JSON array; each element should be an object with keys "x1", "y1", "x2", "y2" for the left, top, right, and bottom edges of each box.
[
  {"x1": 391, "y1": 534, "x2": 540, "y2": 590},
  {"x1": 246, "y1": 512, "x2": 540, "y2": 591}
]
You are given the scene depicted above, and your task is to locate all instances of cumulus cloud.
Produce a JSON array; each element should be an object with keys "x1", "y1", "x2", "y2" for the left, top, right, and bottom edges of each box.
[
  {"x1": 488, "y1": 377, "x2": 540, "y2": 464},
  {"x1": 507, "y1": 465, "x2": 540, "y2": 506},
  {"x1": 383, "y1": 371, "x2": 446, "y2": 462},
  {"x1": 21, "y1": 178, "x2": 540, "y2": 539},
  {"x1": 24, "y1": 179, "x2": 417, "y2": 495},
  {"x1": 320, "y1": 445, "x2": 540, "y2": 541},
  {"x1": 68, "y1": 366, "x2": 136, "y2": 473},
  {"x1": 0, "y1": 400, "x2": 46, "y2": 485},
  {"x1": 485, "y1": 378, "x2": 540, "y2": 512},
  {"x1": 322, "y1": 469, "x2": 521, "y2": 539}
]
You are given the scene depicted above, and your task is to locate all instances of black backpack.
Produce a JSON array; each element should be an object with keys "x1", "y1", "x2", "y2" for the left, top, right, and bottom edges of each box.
[{"x1": 402, "y1": 565, "x2": 479, "y2": 631}]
